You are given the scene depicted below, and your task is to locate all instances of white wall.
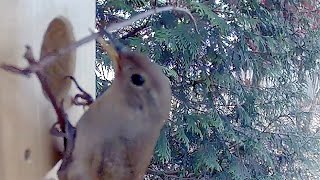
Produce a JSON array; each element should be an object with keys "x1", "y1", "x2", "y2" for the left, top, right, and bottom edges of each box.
[{"x1": 0, "y1": 1, "x2": 95, "y2": 179}]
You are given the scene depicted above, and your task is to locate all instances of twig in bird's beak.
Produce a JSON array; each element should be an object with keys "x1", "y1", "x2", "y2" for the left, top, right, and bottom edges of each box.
[
  {"x1": 1, "y1": 6, "x2": 197, "y2": 77},
  {"x1": 105, "y1": 6, "x2": 199, "y2": 34}
]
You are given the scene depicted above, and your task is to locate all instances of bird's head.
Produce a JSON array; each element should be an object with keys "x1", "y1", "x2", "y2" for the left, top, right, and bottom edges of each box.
[{"x1": 98, "y1": 33, "x2": 172, "y2": 121}]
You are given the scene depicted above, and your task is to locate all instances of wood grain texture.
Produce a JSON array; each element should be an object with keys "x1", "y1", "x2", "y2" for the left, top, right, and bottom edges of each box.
[{"x1": 0, "y1": 1, "x2": 95, "y2": 179}]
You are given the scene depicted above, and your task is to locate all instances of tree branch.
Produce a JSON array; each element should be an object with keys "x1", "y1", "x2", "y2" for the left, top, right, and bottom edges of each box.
[
  {"x1": 121, "y1": 19, "x2": 150, "y2": 39},
  {"x1": 105, "y1": 6, "x2": 199, "y2": 33},
  {"x1": 1, "y1": 6, "x2": 198, "y2": 77},
  {"x1": 1, "y1": 32, "x2": 101, "y2": 76}
]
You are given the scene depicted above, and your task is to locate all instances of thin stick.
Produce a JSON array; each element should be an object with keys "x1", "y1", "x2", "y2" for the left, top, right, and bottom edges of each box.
[
  {"x1": 106, "y1": 6, "x2": 199, "y2": 33},
  {"x1": 65, "y1": 75, "x2": 94, "y2": 106},
  {"x1": 1, "y1": 32, "x2": 101, "y2": 76},
  {"x1": 23, "y1": 46, "x2": 66, "y2": 129},
  {"x1": 1, "y1": 6, "x2": 198, "y2": 76}
]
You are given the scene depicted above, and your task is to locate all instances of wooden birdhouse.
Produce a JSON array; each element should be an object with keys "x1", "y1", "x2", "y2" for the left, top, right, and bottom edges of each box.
[{"x1": 0, "y1": 1, "x2": 95, "y2": 179}]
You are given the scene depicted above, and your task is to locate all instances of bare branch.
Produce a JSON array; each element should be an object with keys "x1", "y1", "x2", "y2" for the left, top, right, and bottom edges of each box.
[
  {"x1": 1, "y1": 6, "x2": 197, "y2": 77},
  {"x1": 2, "y1": 46, "x2": 77, "y2": 173},
  {"x1": 65, "y1": 76, "x2": 94, "y2": 106},
  {"x1": 1, "y1": 33, "x2": 101, "y2": 77},
  {"x1": 106, "y1": 6, "x2": 199, "y2": 33},
  {"x1": 121, "y1": 19, "x2": 150, "y2": 39}
]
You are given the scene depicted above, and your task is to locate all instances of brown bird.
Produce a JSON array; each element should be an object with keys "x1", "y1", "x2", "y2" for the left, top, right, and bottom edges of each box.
[{"x1": 59, "y1": 34, "x2": 172, "y2": 180}]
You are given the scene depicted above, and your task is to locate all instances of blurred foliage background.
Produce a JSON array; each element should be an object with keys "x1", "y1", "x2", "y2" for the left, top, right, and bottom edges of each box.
[{"x1": 95, "y1": 0, "x2": 320, "y2": 179}]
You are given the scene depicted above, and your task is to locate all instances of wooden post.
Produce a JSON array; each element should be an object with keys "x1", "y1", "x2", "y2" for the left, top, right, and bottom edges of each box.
[{"x1": 0, "y1": 1, "x2": 95, "y2": 179}]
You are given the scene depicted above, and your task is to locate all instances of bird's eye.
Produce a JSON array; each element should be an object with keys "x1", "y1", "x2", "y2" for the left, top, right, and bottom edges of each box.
[{"x1": 131, "y1": 74, "x2": 145, "y2": 86}]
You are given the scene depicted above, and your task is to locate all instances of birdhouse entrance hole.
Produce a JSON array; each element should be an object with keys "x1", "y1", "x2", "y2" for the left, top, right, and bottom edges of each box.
[{"x1": 40, "y1": 16, "x2": 76, "y2": 103}]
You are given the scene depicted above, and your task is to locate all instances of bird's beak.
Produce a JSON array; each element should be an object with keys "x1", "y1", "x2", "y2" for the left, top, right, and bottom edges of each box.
[{"x1": 97, "y1": 32, "x2": 125, "y2": 73}]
